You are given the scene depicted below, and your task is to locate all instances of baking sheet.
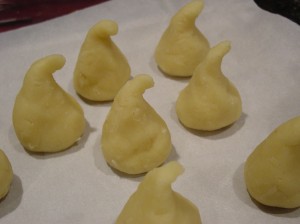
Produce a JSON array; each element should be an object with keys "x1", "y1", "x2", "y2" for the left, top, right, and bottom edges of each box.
[{"x1": 0, "y1": 0, "x2": 300, "y2": 223}]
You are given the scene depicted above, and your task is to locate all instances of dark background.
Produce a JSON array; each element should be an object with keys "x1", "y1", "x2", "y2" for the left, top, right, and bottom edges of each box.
[
  {"x1": 254, "y1": 0, "x2": 300, "y2": 25},
  {"x1": 0, "y1": 0, "x2": 108, "y2": 32},
  {"x1": 0, "y1": 0, "x2": 299, "y2": 33}
]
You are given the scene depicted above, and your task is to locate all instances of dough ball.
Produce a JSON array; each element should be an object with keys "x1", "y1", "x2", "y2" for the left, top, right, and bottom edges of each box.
[
  {"x1": 101, "y1": 74, "x2": 172, "y2": 174},
  {"x1": 13, "y1": 55, "x2": 85, "y2": 153},
  {"x1": 244, "y1": 116, "x2": 300, "y2": 208},
  {"x1": 116, "y1": 161, "x2": 202, "y2": 224}
]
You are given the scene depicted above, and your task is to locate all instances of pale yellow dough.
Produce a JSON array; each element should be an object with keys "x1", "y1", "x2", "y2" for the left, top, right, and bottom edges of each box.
[
  {"x1": 154, "y1": 0, "x2": 209, "y2": 77},
  {"x1": 0, "y1": 149, "x2": 13, "y2": 200},
  {"x1": 101, "y1": 74, "x2": 172, "y2": 174},
  {"x1": 176, "y1": 41, "x2": 242, "y2": 131},
  {"x1": 13, "y1": 55, "x2": 85, "y2": 153},
  {"x1": 73, "y1": 20, "x2": 131, "y2": 101},
  {"x1": 244, "y1": 116, "x2": 300, "y2": 208},
  {"x1": 116, "y1": 161, "x2": 202, "y2": 224}
]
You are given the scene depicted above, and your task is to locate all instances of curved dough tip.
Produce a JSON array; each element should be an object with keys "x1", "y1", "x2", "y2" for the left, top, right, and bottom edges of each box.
[{"x1": 90, "y1": 20, "x2": 118, "y2": 38}]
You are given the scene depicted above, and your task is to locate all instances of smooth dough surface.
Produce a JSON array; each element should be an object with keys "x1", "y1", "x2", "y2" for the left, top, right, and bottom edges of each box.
[
  {"x1": 244, "y1": 116, "x2": 300, "y2": 208},
  {"x1": 154, "y1": 0, "x2": 209, "y2": 77},
  {"x1": 116, "y1": 161, "x2": 202, "y2": 224},
  {"x1": 73, "y1": 20, "x2": 130, "y2": 101},
  {"x1": 176, "y1": 41, "x2": 242, "y2": 131},
  {"x1": 13, "y1": 54, "x2": 85, "y2": 153},
  {"x1": 101, "y1": 74, "x2": 172, "y2": 174},
  {"x1": 0, "y1": 149, "x2": 13, "y2": 200}
]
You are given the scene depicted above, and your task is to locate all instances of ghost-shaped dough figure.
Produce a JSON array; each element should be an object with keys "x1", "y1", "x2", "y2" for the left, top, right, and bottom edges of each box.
[
  {"x1": 13, "y1": 55, "x2": 85, "y2": 153},
  {"x1": 244, "y1": 116, "x2": 300, "y2": 208},
  {"x1": 176, "y1": 41, "x2": 242, "y2": 131},
  {"x1": 116, "y1": 161, "x2": 202, "y2": 224},
  {"x1": 155, "y1": 0, "x2": 209, "y2": 77},
  {"x1": 101, "y1": 74, "x2": 171, "y2": 174},
  {"x1": 0, "y1": 149, "x2": 13, "y2": 200},
  {"x1": 73, "y1": 20, "x2": 131, "y2": 101}
]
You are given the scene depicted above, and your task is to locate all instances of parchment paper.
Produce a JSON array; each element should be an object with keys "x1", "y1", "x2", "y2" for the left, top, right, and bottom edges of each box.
[{"x1": 0, "y1": 0, "x2": 300, "y2": 223}]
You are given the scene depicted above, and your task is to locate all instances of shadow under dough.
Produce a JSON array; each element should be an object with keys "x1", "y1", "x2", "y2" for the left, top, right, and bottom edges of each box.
[
  {"x1": 94, "y1": 135, "x2": 180, "y2": 183},
  {"x1": 171, "y1": 106, "x2": 248, "y2": 140},
  {"x1": 232, "y1": 162, "x2": 300, "y2": 217},
  {"x1": 26, "y1": 119, "x2": 95, "y2": 160},
  {"x1": 0, "y1": 174, "x2": 23, "y2": 219}
]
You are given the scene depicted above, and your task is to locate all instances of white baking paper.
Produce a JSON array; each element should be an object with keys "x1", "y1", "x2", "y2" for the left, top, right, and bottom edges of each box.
[{"x1": 0, "y1": 0, "x2": 300, "y2": 223}]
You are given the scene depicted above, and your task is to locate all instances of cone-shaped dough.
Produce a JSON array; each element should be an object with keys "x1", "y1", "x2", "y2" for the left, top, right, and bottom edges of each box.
[
  {"x1": 155, "y1": 0, "x2": 209, "y2": 77},
  {"x1": 0, "y1": 149, "x2": 13, "y2": 200},
  {"x1": 176, "y1": 41, "x2": 242, "y2": 131},
  {"x1": 13, "y1": 55, "x2": 85, "y2": 153},
  {"x1": 244, "y1": 116, "x2": 300, "y2": 208},
  {"x1": 116, "y1": 161, "x2": 202, "y2": 224},
  {"x1": 101, "y1": 74, "x2": 171, "y2": 174},
  {"x1": 73, "y1": 20, "x2": 131, "y2": 101}
]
